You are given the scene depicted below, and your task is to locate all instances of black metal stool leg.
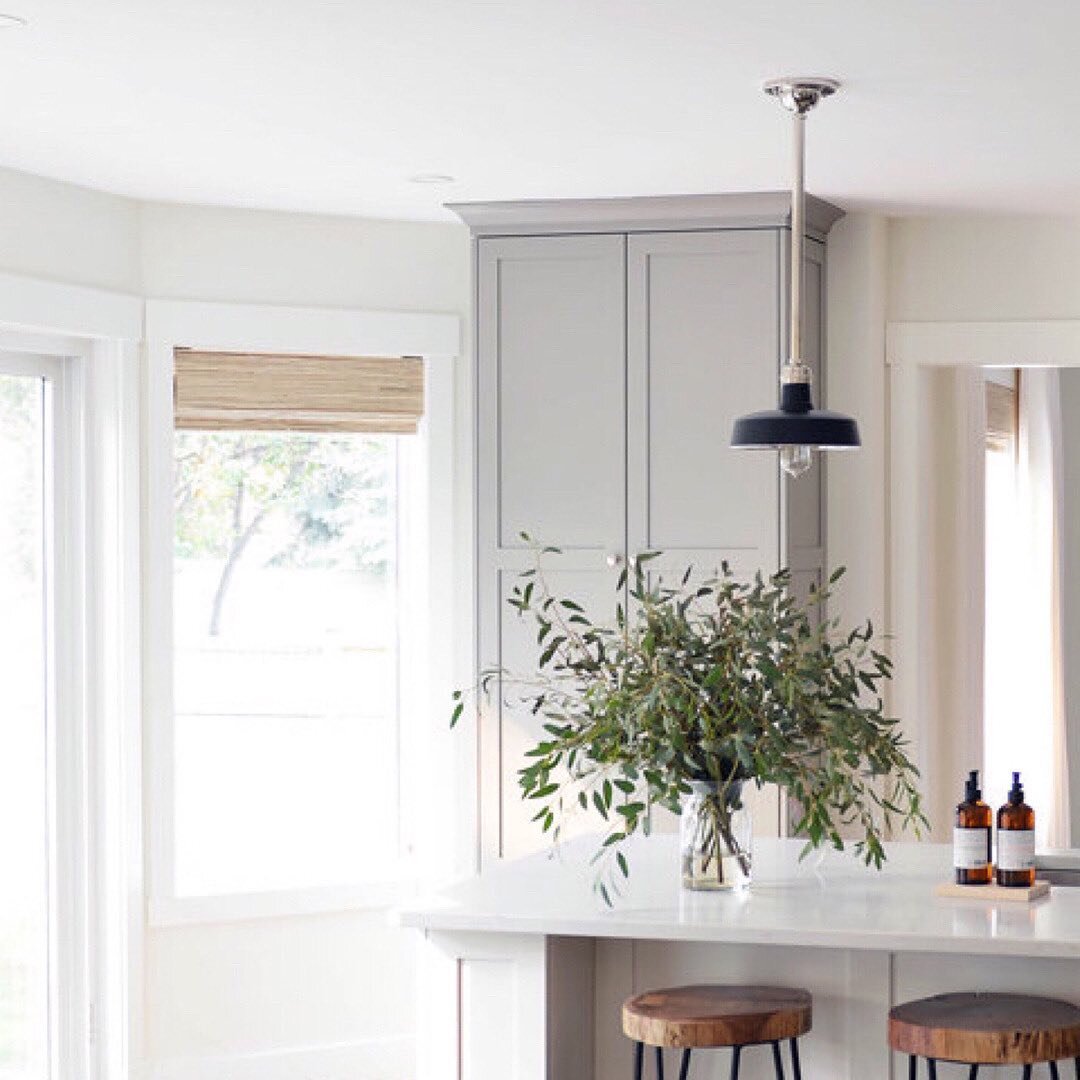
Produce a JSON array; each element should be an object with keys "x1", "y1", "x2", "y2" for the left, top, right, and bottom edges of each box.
[
  {"x1": 677, "y1": 1049, "x2": 690, "y2": 1080},
  {"x1": 633, "y1": 1041, "x2": 643, "y2": 1080},
  {"x1": 789, "y1": 1039, "x2": 802, "y2": 1080},
  {"x1": 968, "y1": 1065, "x2": 979, "y2": 1080},
  {"x1": 908, "y1": 1057, "x2": 917, "y2": 1080},
  {"x1": 1074, "y1": 1058, "x2": 1080, "y2": 1080},
  {"x1": 729, "y1": 1045, "x2": 742, "y2": 1080},
  {"x1": 654, "y1": 1046, "x2": 664, "y2": 1080},
  {"x1": 928, "y1": 1060, "x2": 938, "y2": 1080},
  {"x1": 1021, "y1": 1066, "x2": 1032, "y2": 1080},
  {"x1": 771, "y1": 1041, "x2": 785, "y2": 1080},
  {"x1": 1051, "y1": 1063, "x2": 1061, "y2": 1080}
]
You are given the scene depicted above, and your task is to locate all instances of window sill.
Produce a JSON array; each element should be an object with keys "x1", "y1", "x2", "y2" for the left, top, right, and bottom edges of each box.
[{"x1": 147, "y1": 880, "x2": 409, "y2": 927}]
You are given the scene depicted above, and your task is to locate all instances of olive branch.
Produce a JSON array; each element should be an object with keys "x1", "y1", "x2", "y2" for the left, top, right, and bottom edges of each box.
[{"x1": 452, "y1": 536, "x2": 926, "y2": 905}]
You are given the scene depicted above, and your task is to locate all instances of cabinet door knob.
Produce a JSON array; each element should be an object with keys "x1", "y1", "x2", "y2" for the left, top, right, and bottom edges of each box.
[{"x1": 606, "y1": 553, "x2": 624, "y2": 568}]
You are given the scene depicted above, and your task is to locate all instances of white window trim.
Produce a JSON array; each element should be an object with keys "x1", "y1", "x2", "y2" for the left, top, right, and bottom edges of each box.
[
  {"x1": 144, "y1": 298, "x2": 460, "y2": 926},
  {"x1": 0, "y1": 289, "x2": 142, "y2": 1080}
]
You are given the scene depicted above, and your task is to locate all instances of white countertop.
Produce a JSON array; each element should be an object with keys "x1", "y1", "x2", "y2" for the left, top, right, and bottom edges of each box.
[{"x1": 398, "y1": 835, "x2": 1080, "y2": 958}]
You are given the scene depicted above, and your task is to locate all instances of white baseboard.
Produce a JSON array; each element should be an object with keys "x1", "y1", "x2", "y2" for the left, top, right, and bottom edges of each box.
[{"x1": 144, "y1": 1036, "x2": 414, "y2": 1080}]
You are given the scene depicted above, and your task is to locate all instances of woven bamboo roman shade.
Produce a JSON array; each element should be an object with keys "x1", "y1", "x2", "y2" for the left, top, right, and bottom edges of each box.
[
  {"x1": 173, "y1": 350, "x2": 425, "y2": 434},
  {"x1": 985, "y1": 377, "x2": 1017, "y2": 453}
]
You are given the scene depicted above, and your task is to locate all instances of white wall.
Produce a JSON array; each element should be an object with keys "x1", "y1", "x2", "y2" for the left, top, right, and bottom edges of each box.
[
  {"x1": 888, "y1": 215, "x2": 1080, "y2": 322},
  {"x1": 139, "y1": 202, "x2": 467, "y2": 313},
  {"x1": 825, "y1": 214, "x2": 888, "y2": 638},
  {"x1": 0, "y1": 166, "x2": 141, "y2": 291}
]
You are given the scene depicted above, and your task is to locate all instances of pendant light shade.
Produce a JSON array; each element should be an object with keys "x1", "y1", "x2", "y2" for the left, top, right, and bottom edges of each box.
[
  {"x1": 730, "y1": 376, "x2": 861, "y2": 478},
  {"x1": 731, "y1": 77, "x2": 861, "y2": 478}
]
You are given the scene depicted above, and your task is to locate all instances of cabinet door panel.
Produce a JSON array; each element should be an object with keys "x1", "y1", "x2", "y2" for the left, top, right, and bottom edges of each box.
[
  {"x1": 492, "y1": 559, "x2": 622, "y2": 860},
  {"x1": 477, "y1": 233, "x2": 627, "y2": 861},
  {"x1": 627, "y1": 230, "x2": 783, "y2": 840},
  {"x1": 478, "y1": 234, "x2": 626, "y2": 553},
  {"x1": 627, "y1": 230, "x2": 780, "y2": 566}
]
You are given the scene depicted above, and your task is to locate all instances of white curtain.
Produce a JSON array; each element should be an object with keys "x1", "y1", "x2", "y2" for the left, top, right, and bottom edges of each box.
[{"x1": 985, "y1": 368, "x2": 1068, "y2": 848}]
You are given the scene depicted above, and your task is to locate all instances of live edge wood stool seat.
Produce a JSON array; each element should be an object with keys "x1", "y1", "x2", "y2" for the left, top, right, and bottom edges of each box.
[
  {"x1": 622, "y1": 985, "x2": 812, "y2": 1080},
  {"x1": 889, "y1": 993, "x2": 1080, "y2": 1079}
]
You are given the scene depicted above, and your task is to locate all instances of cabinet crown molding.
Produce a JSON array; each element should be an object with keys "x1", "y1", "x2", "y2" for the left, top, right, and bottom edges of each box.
[{"x1": 448, "y1": 191, "x2": 844, "y2": 239}]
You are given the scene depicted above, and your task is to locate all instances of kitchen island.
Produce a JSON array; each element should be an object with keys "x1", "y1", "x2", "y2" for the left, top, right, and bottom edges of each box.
[{"x1": 400, "y1": 836, "x2": 1080, "y2": 1080}]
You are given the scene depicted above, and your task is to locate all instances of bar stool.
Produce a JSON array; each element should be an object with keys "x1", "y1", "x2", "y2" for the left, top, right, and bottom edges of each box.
[
  {"x1": 889, "y1": 992, "x2": 1080, "y2": 1078},
  {"x1": 622, "y1": 984, "x2": 812, "y2": 1079}
]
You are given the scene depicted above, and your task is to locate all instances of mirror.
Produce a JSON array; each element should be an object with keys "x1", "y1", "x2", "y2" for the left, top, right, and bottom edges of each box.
[{"x1": 927, "y1": 365, "x2": 1080, "y2": 850}]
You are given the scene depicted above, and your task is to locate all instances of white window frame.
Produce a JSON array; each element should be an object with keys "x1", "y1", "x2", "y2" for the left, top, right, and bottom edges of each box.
[
  {"x1": 144, "y1": 299, "x2": 459, "y2": 926},
  {"x1": 0, "y1": 287, "x2": 142, "y2": 1080}
]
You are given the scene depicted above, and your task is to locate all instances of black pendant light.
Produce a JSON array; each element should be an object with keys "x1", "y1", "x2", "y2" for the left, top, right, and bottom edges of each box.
[{"x1": 731, "y1": 77, "x2": 860, "y2": 478}]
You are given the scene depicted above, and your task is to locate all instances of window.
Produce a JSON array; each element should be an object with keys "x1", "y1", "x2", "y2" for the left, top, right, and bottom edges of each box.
[
  {"x1": 166, "y1": 350, "x2": 425, "y2": 902},
  {"x1": 983, "y1": 369, "x2": 1064, "y2": 840},
  {"x1": 0, "y1": 369, "x2": 50, "y2": 1080},
  {"x1": 172, "y1": 430, "x2": 401, "y2": 893},
  {"x1": 0, "y1": 352, "x2": 91, "y2": 1080}
]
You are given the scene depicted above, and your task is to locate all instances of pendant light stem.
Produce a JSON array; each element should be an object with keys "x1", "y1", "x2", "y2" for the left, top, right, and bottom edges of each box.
[
  {"x1": 731, "y1": 76, "x2": 860, "y2": 470},
  {"x1": 790, "y1": 109, "x2": 805, "y2": 364}
]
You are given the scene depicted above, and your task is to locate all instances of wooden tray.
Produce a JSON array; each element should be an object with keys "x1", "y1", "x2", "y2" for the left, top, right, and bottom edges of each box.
[{"x1": 935, "y1": 880, "x2": 1050, "y2": 903}]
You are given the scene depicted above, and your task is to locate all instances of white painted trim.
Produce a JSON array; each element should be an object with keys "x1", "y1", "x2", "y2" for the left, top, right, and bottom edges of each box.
[
  {"x1": 0, "y1": 271, "x2": 142, "y2": 341},
  {"x1": 145, "y1": 297, "x2": 460, "y2": 923},
  {"x1": 39, "y1": 349, "x2": 92, "y2": 1080},
  {"x1": 147, "y1": 882, "x2": 406, "y2": 926},
  {"x1": 145, "y1": 298, "x2": 459, "y2": 359},
  {"x1": 888, "y1": 319, "x2": 1080, "y2": 369},
  {"x1": 78, "y1": 337, "x2": 145, "y2": 1080},
  {"x1": 145, "y1": 1036, "x2": 413, "y2": 1080}
]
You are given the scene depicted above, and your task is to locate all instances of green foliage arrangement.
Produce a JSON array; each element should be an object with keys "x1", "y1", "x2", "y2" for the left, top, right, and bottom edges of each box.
[{"x1": 452, "y1": 539, "x2": 926, "y2": 904}]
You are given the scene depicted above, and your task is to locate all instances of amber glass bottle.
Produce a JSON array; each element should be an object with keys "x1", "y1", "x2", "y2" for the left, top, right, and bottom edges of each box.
[
  {"x1": 954, "y1": 770, "x2": 992, "y2": 885},
  {"x1": 996, "y1": 772, "x2": 1036, "y2": 888}
]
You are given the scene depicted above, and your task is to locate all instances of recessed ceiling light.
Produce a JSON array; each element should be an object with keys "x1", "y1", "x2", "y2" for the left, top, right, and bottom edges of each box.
[
  {"x1": 0, "y1": 13, "x2": 27, "y2": 27},
  {"x1": 408, "y1": 173, "x2": 456, "y2": 185}
]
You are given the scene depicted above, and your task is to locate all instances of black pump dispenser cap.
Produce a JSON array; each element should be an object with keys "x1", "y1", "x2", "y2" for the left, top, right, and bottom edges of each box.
[
  {"x1": 1009, "y1": 771, "x2": 1024, "y2": 804},
  {"x1": 965, "y1": 770, "x2": 981, "y2": 801}
]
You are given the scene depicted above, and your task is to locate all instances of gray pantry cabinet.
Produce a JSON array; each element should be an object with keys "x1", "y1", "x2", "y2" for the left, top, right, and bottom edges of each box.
[{"x1": 451, "y1": 194, "x2": 843, "y2": 862}]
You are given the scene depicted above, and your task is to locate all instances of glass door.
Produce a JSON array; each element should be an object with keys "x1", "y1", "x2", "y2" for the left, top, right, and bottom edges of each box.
[{"x1": 0, "y1": 353, "x2": 75, "y2": 1080}]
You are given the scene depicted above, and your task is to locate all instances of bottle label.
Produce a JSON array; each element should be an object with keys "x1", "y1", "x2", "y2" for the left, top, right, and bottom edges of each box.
[
  {"x1": 953, "y1": 826, "x2": 991, "y2": 869},
  {"x1": 997, "y1": 829, "x2": 1036, "y2": 871}
]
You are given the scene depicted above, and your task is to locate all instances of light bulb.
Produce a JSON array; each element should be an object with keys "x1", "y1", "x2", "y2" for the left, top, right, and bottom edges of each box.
[{"x1": 780, "y1": 444, "x2": 813, "y2": 479}]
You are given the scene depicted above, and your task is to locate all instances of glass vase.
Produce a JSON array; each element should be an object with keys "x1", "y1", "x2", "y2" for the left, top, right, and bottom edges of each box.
[{"x1": 680, "y1": 780, "x2": 752, "y2": 891}]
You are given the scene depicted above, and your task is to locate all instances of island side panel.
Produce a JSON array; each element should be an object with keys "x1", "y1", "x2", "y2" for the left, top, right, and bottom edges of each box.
[{"x1": 416, "y1": 930, "x2": 593, "y2": 1080}]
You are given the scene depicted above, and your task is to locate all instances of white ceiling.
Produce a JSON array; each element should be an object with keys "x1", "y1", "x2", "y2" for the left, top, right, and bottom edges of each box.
[{"x1": 1, "y1": 1, "x2": 1079, "y2": 220}]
